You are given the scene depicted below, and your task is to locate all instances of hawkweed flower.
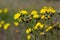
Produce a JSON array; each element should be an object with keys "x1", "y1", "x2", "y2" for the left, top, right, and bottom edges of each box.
[
  {"x1": 27, "y1": 34, "x2": 31, "y2": 40},
  {"x1": 0, "y1": 20, "x2": 5, "y2": 25},
  {"x1": 26, "y1": 28, "x2": 32, "y2": 34},
  {"x1": 20, "y1": 10, "x2": 28, "y2": 15},
  {"x1": 48, "y1": 7, "x2": 56, "y2": 13},
  {"x1": 41, "y1": 15, "x2": 46, "y2": 20},
  {"x1": 45, "y1": 26, "x2": 53, "y2": 32},
  {"x1": 14, "y1": 22, "x2": 19, "y2": 27},
  {"x1": 34, "y1": 22, "x2": 44, "y2": 30},
  {"x1": 14, "y1": 12, "x2": 21, "y2": 20},
  {"x1": 33, "y1": 15, "x2": 39, "y2": 18},
  {"x1": 3, "y1": 23, "x2": 10, "y2": 30},
  {"x1": 31, "y1": 10, "x2": 38, "y2": 15},
  {"x1": 40, "y1": 6, "x2": 48, "y2": 14},
  {"x1": 4, "y1": 8, "x2": 8, "y2": 13},
  {"x1": 0, "y1": 9, "x2": 2, "y2": 13}
]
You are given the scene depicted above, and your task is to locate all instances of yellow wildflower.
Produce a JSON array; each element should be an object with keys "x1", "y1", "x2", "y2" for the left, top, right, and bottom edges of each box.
[
  {"x1": 40, "y1": 9, "x2": 46, "y2": 14},
  {"x1": 27, "y1": 34, "x2": 31, "y2": 40},
  {"x1": 4, "y1": 8, "x2": 8, "y2": 13},
  {"x1": 26, "y1": 28, "x2": 32, "y2": 34},
  {"x1": 14, "y1": 13, "x2": 21, "y2": 20},
  {"x1": 51, "y1": 9, "x2": 56, "y2": 13},
  {"x1": 45, "y1": 26, "x2": 53, "y2": 32},
  {"x1": 31, "y1": 10, "x2": 37, "y2": 15},
  {"x1": 48, "y1": 8, "x2": 56, "y2": 13},
  {"x1": 34, "y1": 22, "x2": 44, "y2": 29},
  {"x1": 20, "y1": 10, "x2": 27, "y2": 15},
  {"x1": 39, "y1": 23, "x2": 44, "y2": 29},
  {"x1": 41, "y1": 15, "x2": 45, "y2": 20},
  {"x1": 3, "y1": 23, "x2": 10, "y2": 30},
  {"x1": 0, "y1": 9, "x2": 2, "y2": 13},
  {"x1": 0, "y1": 20, "x2": 5, "y2": 25},
  {"x1": 14, "y1": 22, "x2": 19, "y2": 27},
  {"x1": 33, "y1": 15, "x2": 39, "y2": 18}
]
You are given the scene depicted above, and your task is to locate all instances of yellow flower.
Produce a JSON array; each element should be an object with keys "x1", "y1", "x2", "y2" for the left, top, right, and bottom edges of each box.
[
  {"x1": 14, "y1": 13, "x2": 21, "y2": 20},
  {"x1": 27, "y1": 35, "x2": 31, "y2": 40},
  {"x1": 33, "y1": 15, "x2": 39, "y2": 18},
  {"x1": 34, "y1": 22, "x2": 44, "y2": 29},
  {"x1": 14, "y1": 22, "x2": 19, "y2": 27},
  {"x1": 0, "y1": 9, "x2": 2, "y2": 13},
  {"x1": 0, "y1": 20, "x2": 5, "y2": 25},
  {"x1": 20, "y1": 10, "x2": 27, "y2": 15},
  {"x1": 40, "y1": 6, "x2": 48, "y2": 14},
  {"x1": 26, "y1": 28, "x2": 32, "y2": 34},
  {"x1": 0, "y1": 24, "x2": 2, "y2": 28},
  {"x1": 40, "y1": 9, "x2": 46, "y2": 14},
  {"x1": 3, "y1": 23, "x2": 10, "y2": 30},
  {"x1": 48, "y1": 8, "x2": 56, "y2": 13},
  {"x1": 31, "y1": 10, "x2": 37, "y2": 15},
  {"x1": 4, "y1": 8, "x2": 8, "y2": 13},
  {"x1": 51, "y1": 9, "x2": 56, "y2": 13},
  {"x1": 39, "y1": 23, "x2": 44, "y2": 29},
  {"x1": 41, "y1": 15, "x2": 45, "y2": 20},
  {"x1": 39, "y1": 32, "x2": 45, "y2": 35},
  {"x1": 45, "y1": 26, "x2": 53, "y2": 32}
]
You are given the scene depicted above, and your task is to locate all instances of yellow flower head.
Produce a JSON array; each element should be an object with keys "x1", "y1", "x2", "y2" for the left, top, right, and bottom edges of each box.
[
  {"x1": 14, "y1": 12, "x2": 21, "y2": 20},
  {"x1": 41, "y1": 15, "x2": 45, "y2": 20},
  {"x1": 31, "y1": 10, "x2": 38, "y2": 15},
  {"x1": 45, "y1": 26, "x2": 53, "y2": 32},
  {"x1": 40, "y1": 9, "x2": 47, "y2": 14},
  {"x1": 27, "y1": 35, "x2": 31, "y2": 40},
  {"x1": 26, "y1": 28, "x2": 32, "y2": 34},
  {"x1": 34, "y1": 22, "x2": 44, "y2": 29},
  {"x1": 48, "y1": 7, "x2": 56, "y2": 13},
  {"x1": 0, "y1": 20, "x2": 5, "y2": 25},
  {"x1": 4, "y1": 8, "x2": 8, "y2": 13},
  {"x1": 14, "y1": 22, "x2": 19, "y2": 27},
  {"x1": 3, "y1": 23, "x2": 10, "y2": 30},
  {"x1": 20, "y1": 10, "x2": 27, "y2": 15},
  {"x1": 0, "y1": 9, "x2": 2, "y2": 13},
  {"x1": 39, "y1": 23, "x2": 44, "y2": 29},
  {"x1": 33, "y1": 15, "x2": 39, "y2": 18}
]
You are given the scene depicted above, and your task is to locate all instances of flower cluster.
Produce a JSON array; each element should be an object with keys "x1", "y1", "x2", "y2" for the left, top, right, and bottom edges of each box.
[
  {"x1": 0, "y1": 20, "x2": 10, "y2": 30},
  {"x1": 40, "y1": 6, "x2": 56, "y2": 20},
  {"x1": 0, "y1": 6, "x2": 60, "y2": 40}
]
